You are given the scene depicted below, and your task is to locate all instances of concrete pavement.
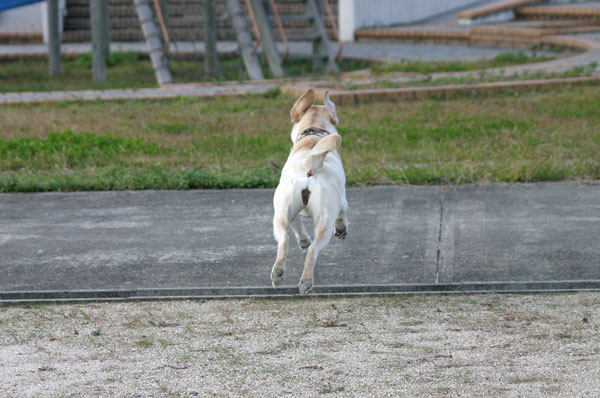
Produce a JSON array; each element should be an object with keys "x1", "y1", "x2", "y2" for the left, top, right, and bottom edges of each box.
[{"x1": 1, "y1": 182, "x2": 599, "y2": 303}]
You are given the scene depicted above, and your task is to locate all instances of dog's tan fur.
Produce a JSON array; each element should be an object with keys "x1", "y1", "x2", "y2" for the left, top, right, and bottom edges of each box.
[{"x1": 271, "y1": 88, "x2": 348, "y2": 295}]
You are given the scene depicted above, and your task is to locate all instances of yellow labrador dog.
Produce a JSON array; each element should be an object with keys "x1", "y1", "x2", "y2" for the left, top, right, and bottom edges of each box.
[{"x1": 271, "y1": 88, "x2": 348, "y2": 295}]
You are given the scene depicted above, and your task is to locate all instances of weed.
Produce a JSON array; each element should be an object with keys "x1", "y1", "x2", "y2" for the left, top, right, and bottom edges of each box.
[
  {"x1": 135, "y1": 338, "x2": 154, "y2": 348},
  {"x1": 312, "y1": 310, "x2": 346, "y2": 328},
  {"x1": 79, "y1": 310, "x2": 90, "y2": 321}
]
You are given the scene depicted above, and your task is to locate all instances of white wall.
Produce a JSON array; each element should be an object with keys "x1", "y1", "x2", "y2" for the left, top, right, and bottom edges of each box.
[
  {"x1": 0, "y1": 1, "x2": 66, "y2": 43},
  {"x1": 340, "y1": 0, "x2": 486, "y2": 41},
  {"x1": 0, "y1": 2, "x2": 44, "y2": 26}
]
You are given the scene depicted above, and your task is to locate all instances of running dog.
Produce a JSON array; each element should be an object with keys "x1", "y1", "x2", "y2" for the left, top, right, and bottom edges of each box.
[{"x1": 271, "y1": 88, "x2": 348, "y2": 295}]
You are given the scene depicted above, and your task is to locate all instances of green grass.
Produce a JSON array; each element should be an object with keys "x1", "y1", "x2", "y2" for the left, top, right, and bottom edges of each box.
[
  {"x1": 371, "y1": 51, "x2": 557, "y2": 75},
  {"x1": 0, "y1": 131, "x2": 159, "y2": 170},
  {"x1": 0, "y1": 85, "x2": 599, "y2": 192},
  {"x1": 0, "y1": 53, "x2": 370, "y2": 93},
  {"x1": 0, "y1": 53, "x2": 159, "y2": 92},
  {"x1": 0, "y1": 50, "x2": 555, "y2": 93}
]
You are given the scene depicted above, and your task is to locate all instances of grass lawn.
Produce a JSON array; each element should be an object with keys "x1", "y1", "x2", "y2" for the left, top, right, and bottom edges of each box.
[
  {"x1": 0, "y1": 51, "x2": 555, "y2": 93},
  {"x1": 0, "y1": 85, "x2": 599, "y2": 192},
  {"x1": 0, "y1": 53, "x2": 369, "y2": 93}
]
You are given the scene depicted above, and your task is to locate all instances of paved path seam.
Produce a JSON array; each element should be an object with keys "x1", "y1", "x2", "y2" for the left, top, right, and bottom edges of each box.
[{"x1": 3, "y1": 280, "x2": 600, "y2": 304}]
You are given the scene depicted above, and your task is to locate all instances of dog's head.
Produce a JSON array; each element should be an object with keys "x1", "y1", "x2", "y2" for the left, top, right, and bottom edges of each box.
[{"x1": 289, "y1": 88, "x2": 338, "y2": 143}]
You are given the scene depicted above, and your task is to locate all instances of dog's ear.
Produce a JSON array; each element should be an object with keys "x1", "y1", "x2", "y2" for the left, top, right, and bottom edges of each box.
[
  {"x1": 324, "y1": 91, "x2": 338, "y2": 125},
  {"x1": 290, "y1": 88, "x2": 315, "y2": 123}
]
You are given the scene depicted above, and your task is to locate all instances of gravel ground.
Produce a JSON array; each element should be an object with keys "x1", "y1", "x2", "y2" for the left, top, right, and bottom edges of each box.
[{"x1": 1, "y1": 293, "x2": 599, "y2": 397}]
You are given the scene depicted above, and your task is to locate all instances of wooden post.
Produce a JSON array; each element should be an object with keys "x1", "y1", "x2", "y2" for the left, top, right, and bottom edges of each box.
[
  {"x1": 249, "y1": 0, "x2": 285, "y2": 78},
  {"x1": 204, "y1": 0, "x2": 221, "y2": 78},
  {"x1": 90, "y1": 0, "x2": 108, "y2": 83},
  {"x1": 100, "y1": 0, "x2": 110, "y2": 60},
  {"x1": 133, "y1": 0, "x2": 172, "y2": 85},
  {"x1": 226, "y1": 0, "x2": 264, "y2": 80},
  {"x1": 47, "y1": 0, "x2": 61, "y2": 76},
  {"x1": 311, "y1": 0, "x2": 324, "y2": 70}
]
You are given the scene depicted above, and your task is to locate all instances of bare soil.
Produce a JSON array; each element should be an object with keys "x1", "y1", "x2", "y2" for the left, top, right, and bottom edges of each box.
[{"x1": 1, "y1": 293, "x2": 599, "y2": 397}]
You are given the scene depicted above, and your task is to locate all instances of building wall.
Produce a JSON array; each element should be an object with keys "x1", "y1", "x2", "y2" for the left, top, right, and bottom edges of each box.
[
  {"x1": 339, "y1": 0, "x2": 487, "y2": 41},
  {"x1": 0, "y1": 2, "x2": 43, "y2": 26}
]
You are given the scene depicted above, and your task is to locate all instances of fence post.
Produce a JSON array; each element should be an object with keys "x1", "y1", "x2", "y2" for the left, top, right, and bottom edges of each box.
[
  {"x1": 204, "y1": 0, "x2": 221, "y2": 78},
  {"x1": 100, "y1": 0, "x2": 110, "y2": 60},
  {"x1": 90, "y1": 0, "x2": 108, "y2": 83},
  {"x1": 47, "y1": 0, "x2": 61, "y2": 76}
]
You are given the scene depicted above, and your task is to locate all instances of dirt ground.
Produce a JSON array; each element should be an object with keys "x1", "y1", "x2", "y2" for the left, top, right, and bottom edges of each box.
[{"x1": 1, "y1": 293, "x2": 599, "y2": 397}]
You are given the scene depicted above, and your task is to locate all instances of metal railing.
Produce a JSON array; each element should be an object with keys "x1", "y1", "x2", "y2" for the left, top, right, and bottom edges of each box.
[
  {"x1": 267, "y1": 0, "x2": 290, "y2": 63},
  {"x1": 152, "y1": 0, "x2": 170, "y2": 59},
  {"x1": 242, "y1": 0, "x2": 262, "y2": 55}
]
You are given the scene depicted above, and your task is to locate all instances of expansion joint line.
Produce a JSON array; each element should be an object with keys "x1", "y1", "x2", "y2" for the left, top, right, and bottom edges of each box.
[{"x1": 435, "y1": 186, "x2": 445, "y2": 284}]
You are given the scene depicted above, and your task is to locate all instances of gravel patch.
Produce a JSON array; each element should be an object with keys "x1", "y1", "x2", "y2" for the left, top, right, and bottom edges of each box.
[{"x1": 1, "y1": 293, "x2": 599, "y2": 397}]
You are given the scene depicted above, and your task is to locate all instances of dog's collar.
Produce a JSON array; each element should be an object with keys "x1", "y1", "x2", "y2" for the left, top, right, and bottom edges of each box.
[{"x1": 296, "y1": 128, "x2": 330, "y2": 143}]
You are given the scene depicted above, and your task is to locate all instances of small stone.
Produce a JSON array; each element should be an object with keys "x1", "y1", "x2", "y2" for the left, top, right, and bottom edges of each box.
[
  {"x1": 91, "y1": 330, "x2": 101, "y2": 337},
  {"x1": 582, "y1": 317, "x2": 589, "y2": 323}
]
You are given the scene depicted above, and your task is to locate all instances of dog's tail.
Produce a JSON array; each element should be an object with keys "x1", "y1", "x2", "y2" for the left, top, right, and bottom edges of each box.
[
  {"x1": 302, "y1": 134, "x2": 341, "y2": 178},
  {"x1": 295, "y1": 134, "x2": 341, "y2": 208}
]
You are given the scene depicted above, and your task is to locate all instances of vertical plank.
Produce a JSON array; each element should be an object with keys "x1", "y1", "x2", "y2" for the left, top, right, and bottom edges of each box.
[
  {"x1": 307, "y1": 0, "x2": 338, "y2": 74},
  {"x1": 133, "y1": 0, "x2": 173, "y2": 85},
  {"x1": 204, "y1": 0, "x2": 221, "y2": 78},
  {"x1": 100, "y1": 0, "x2": 110, "y2": 60},
  {"x1": 249, "y1": 0, "x2": 285, "y2": 78},
  {"x1": 47, "y1": 0, "x2": 61, "y2": 76},
  {"x1": 90, "y1": 0, "x2": 107, "y2": 83},
  {"x1": 311, "y1": 0, "x2": 324, "y2": 70},
  {"x1": 226, "y1": 0, "x2": 264, "y2": 80}
]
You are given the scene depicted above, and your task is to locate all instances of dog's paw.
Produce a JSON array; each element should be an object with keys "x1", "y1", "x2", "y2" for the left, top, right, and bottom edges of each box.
[
  {"x1": 298, "y1": 277, "x2": 313, "y2": 295},
  {"x1": 334, "y1": 226, "x2": 347, "y2": 240},
  {"x1": 298, "y1": 236, "x2": 312, "y2": 249},
  {"x1": 271, "y1": 267, "x2": 285, "y2": 288}
]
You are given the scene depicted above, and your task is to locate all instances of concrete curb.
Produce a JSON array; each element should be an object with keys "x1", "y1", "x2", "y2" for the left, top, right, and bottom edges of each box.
[
  {"x1": 3, "y1": 280, "x2": 600, "y2": 304},
  {"x1": 355, "y1": 24, "x2": 600, "y2": 51},
  {"x1": 456, "y1": 0, "x2": 540, "y2": 20},
  {"x1": 1, "y1": 74, "x2": 598, "y2": 105},
  {"x1": 281, "y1": 75, "x2": 600, "y2": 104},
  {"x1": 516, "y1": 5, "x2": 600, "y2": 20},
  {"x1": 0, "y1": 83, "x2": 279, "y2": 104}
]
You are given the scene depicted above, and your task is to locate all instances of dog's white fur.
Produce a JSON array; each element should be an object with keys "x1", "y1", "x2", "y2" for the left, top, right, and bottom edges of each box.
[{"x1": 271, "y1": 88, "x2": 348, "y2": 295}]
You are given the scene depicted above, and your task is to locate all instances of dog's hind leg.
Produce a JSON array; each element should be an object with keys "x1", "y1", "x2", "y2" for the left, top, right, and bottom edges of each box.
[
  {"x1": 298, "y1": 214, "x2": 334, "y2": 295},
  {"x1": 271, "y1": 210, "x2": 289, "y2": 288},
  {"x1": 291, "y1": 214, "x2": 311, "y2": 249},
  {"x1": 335, "y1": 196, "x2": 348, "y2": 240}
]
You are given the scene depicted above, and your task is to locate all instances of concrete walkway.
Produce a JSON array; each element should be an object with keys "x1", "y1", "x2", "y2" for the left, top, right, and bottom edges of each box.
[{"x1": 1, "y1": 182, "x2": 599, "y2": 303}]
